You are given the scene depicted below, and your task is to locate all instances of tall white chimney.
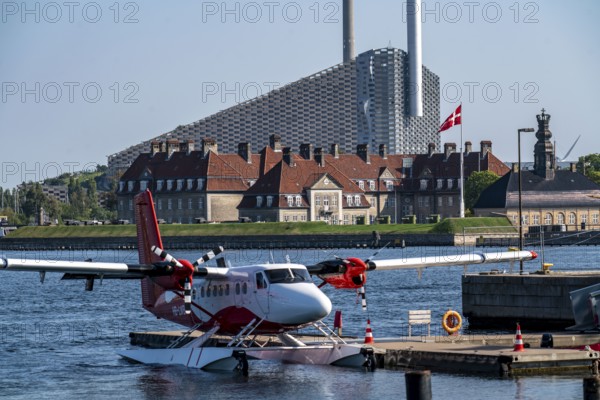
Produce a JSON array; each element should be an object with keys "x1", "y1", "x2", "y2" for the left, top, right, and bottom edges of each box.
[
  {"x1": 407, "y1": 0, "x2": 423, "y2": 117},
  {"x1": 343, "y1": 0, "x2": 355, "y2": 63}
]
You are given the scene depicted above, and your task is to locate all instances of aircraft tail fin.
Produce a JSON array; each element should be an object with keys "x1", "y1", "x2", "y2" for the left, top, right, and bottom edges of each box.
[{"x1": 134, "y1": 190, "x2": 164, "y2": 265}]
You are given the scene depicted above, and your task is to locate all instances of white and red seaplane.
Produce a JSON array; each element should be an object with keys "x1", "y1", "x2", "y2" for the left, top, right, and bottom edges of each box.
[{"x1": 0, "y1": 190, "x2": 537, "y2": 372}]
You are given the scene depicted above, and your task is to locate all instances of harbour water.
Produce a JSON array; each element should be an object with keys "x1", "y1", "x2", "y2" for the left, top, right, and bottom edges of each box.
[{"x1": 1, "y1": 245, "x2": 598, "y2": 399}]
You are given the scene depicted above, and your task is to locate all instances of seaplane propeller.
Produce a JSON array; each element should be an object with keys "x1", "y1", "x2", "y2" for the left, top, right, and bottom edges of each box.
[{"x1": 151, "y1": 245, "x2": 224, "y2": 314}]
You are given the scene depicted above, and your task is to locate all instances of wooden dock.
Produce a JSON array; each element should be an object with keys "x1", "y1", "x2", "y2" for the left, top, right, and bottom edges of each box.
[{"x1": 128, "y1": 330, "x2": 600, "y2": 376}]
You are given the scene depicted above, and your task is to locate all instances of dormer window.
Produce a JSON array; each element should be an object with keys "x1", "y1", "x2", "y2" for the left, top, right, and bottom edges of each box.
[
  {"x1": 256, "y1": 196, "x2": 263, "y2": 207},
  {"x1": 156, "y1": 180, "x2": 164, "y2": 191},
  {"x1": 197, "y1": 178, "x2": 205, "y2": 191},
  {"x1": 295, "y1": 195, "x2": 302, "y2": 207},
  {"x1": 287, "y1": 196, "x2": 293, "y2": 207},
  {"x1": 437, "y1": 179, "x2": 443, "y2": 189},
  {"x1": 128, "y1": 181, "x2": 134, "y2": 192},
  {"x1": 187, "y1": 179, "x2": 194, "y2": 190},
  {"x1": 347, "y1": 195, "x2": 354, "y2": 206},
  {"x1": 266, "y1": 196, "x2": 273, "y2": 207},
  {"x1": 385, "y1": 180, "x2": 393, "y2": 191},
  {"x1": 420, "y1": 179, "x2": 427, "y2": 190},
  {"x1": 177, "y1": 179, "x2": 184, "y2": 191},
  {"x1": 354, "y1": 195, "x2": 361, "y2": 206},
  {"x1": 167, "y1": 180, "x2": 173, "y2": 190},
  {"x1": 119, "y1": 181, "x2": 125, "y2": 192},
  {"x1": 140, "y1": 181, "x2": 148, "y2": 191},
  {"x1": 447, "y1": 179, "x2": 453, "y2": 189},
  {"x1": 358, "y1": 181, "x2": 365, "y2": 190},
  {"x1": 369, "y1": 180, "x2": 375, "y2": 191}
]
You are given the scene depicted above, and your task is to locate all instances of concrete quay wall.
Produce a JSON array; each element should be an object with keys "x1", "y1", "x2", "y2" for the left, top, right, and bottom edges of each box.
[{"x1": 463, "y1": 272, "x2": 600, "y2": 330}]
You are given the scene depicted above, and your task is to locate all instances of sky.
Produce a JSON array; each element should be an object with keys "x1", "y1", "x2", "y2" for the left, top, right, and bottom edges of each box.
[{"x1": 1, "y1": 0, "x2": 599, "y2": 189}]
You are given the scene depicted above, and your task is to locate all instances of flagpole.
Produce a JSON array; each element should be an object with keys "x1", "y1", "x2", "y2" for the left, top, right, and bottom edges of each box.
[{"x1": 459, "y1": 103, "x2": 465, "y2": 218}]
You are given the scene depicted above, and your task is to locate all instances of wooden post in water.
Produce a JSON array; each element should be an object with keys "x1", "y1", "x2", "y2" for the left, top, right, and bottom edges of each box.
[
  {"x1": 584, "y1": 376, "x2": 600, "y2": 400},
  {"x1": 405, "y1": 370, "x2": 432, "y2": 400}
]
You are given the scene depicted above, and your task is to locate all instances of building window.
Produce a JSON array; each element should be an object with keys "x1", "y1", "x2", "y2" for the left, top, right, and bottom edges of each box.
[
  {"x1": 315, "y1": 195, "x2": 321, "y2": 206},
  {"x1": 267, "y1": 196, "x2": 273, "y2": 207},
  {"x1": 347, "y1": 195, "x2": 353, "y2": 206},
  {"x1": 354, "y1": 195, "x2": 361, "y2": 206},
  {"x1": 437, "y1": 179, "x2": 443, "y2": 189},
  {"x1": 119, "y1": 181, "x2": 125, "y2": 192},
  {"x1": 532, "y1": 214, "x2": 540, "y2": 225},
  {"x1": 420, "y1": 180, "x2": 427, "y2": 190},
  {"x1": 284, "y1": 215, "x2": 289, "y2": 222},
  {"x1": 157, "y1": 199, "x2": 162, "y2": 210},
  {"x1": 593, "y1": 214, "x2": 599, "y2": 224},
  {"x1": 418, "y1": 197, "x2": 423, "y2": 207},
  {"x1": 140, "y1": 181, "x2": 148, "y2": 191},
  {"x1": 256, "y1": 196, "x2": 263, "y2": 207},
  {"x1": 582, "y1": 214, "x2": 588, "y2": 224},
  {"x1": 448, "y1": 196, "x2": 453, "y2": 207},
  {"x1": 301, "y1": 215, "x2": 307, "y2": 221},
  {"x1": 198, "y1": 198, "x2": 204, "y2": 209},
  {"x1": 438, "y1": 197, "x2": 443, "y2": 207},
  {"x1": 323, "y1": 196, "x2": 330, "y2": 207},
  {"x1": 369, "y1": 181, "x2": 375, "y2": 191},
  {"x1": 287, "y1": 196, "x2": 293, "y2": 207},
  {"x1": 358, "y1": 181, "x2": 364, "y2": 190},
  {"x1": 447, "y1": 179, "x2": 453, "y2": 189},
  {"x1": 343, "y1": 214, "x2": 349, "y2": 224},
  {"x1": 295, "y1": 195, "x2": 302, "y2": 207},
  {"x1": 293, "y1": 215, "x2": 298, "y2": 221},
  {"x1": 188, "y1": 198, "x2": 192, "y2": 210},
  {"x1": 166, "y1": 180, "x2": 173, "y2": 190},
  {"x1": 118, "y1": 200, "x2": 123, "y2": 211},
  {"x1": 386, "y1": 181, "x2": 393, "y2": 191},
  {"x1": 177, "y1": 179, "x2": 184, "y2": 191},
  {"x1": 156, "y1": 180, "x2": 163, "y2": 191},
  {"x1": 569, "y1": 212, "x2": 576, "y2": 225},
  {"x1": 545, "y1": 213, "x2": 553, "y2": 225},
  {"x1": 332, "y1": 196, "x2": 338, "y2": 206},
  {"x1": 168, "y1": 199, "x2": 172, "y2": 210},
  {"x1": 370, "y1": 198, "x2": 376, "y2": 208},
  {"x1": 128, "y1": 181, "x2": 134, "y2": 192},
  {"x1": 177, "y1": 199, "x2": 182, "y2": 210},
  {"x1": 187, "y1": 179, "x2": 194, "y2": 189},
  {"x1": 423, "y1": 196, "x2": 429, "y2": 207},
  {"x1": 197, "y1": 178, "x2": 205, "y2": 190},
  {"x1": 523, "y1": 215, "x2": 529, "y2": 225},
  {"x1": 128, "y1": 200, "x2": 133, "y2": 211},
  {"x1": 557, "y1": 213, "x2": 565, "y2": 224}
]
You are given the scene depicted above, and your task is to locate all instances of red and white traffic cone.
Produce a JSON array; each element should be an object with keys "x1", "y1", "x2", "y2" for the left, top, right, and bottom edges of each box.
[
  {"x1": 513, "y1": 323, "x2": 525, "y2": 352},
  {"x1": 364, "y1": 319, "x2": 374, "y2": 344}
]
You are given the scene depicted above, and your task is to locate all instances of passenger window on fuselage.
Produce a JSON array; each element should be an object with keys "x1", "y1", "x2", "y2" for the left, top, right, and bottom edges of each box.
[
  {"x1": 200, "y1": 287, "x2": 205, "y2": 298},
  {"x1": 225, "y1": 284, "x2": 230, "y2": 296},
  {"x1": 242, "y1": 282, "x2": 247, "y2": 294},
  {"x1": 206, "y1": 286, "x2": 210, "y2": 297},
  {"x1": 236, "y1": 282, "x2": 240, "y2": 295}
]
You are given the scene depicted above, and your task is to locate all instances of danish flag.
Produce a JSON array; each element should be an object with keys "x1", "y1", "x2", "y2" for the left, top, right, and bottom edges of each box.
[{"x1": 438, "y1": 105, "x2": 462, "y2": 133}]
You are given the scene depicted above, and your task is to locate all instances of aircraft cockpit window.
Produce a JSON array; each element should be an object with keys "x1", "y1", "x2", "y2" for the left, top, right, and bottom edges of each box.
[
  {"x1": 256, "y1": 272, "x2": 268, "y2": 289},
  {"x1": 266, "y1": 268, "x2": 311, "y2": 284}
]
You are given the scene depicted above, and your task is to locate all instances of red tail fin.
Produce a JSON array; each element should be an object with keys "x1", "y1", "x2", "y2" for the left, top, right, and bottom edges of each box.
[{"x1": 134, "y1": 190, "x2": 163, "y2": 264}]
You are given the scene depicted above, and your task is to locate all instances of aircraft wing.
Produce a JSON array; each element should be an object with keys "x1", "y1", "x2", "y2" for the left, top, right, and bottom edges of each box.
[
  {"x1": 366, "y1": 250, "x2": 537, "y2": 271},
  {"x1": 0, "y1": 257, "x2": 229, "y2": 280}
]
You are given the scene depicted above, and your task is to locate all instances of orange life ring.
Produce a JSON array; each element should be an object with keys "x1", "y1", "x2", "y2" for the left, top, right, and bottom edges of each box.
[{"x1": 442, "y1": 310, "x2": 462, "y2": 335}]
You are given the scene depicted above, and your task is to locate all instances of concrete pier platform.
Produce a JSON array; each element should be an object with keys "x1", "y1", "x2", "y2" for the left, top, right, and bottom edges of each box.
[{"x1": 128, "y1": 330, "x2": 600, "y2": 376}]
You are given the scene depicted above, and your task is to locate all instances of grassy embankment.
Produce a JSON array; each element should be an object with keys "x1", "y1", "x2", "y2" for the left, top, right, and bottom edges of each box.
[{"x1": 6, "y1": 217, "x2": 513, "y2": 239}]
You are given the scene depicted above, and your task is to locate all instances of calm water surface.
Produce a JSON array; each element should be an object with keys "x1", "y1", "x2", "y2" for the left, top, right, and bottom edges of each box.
[{"x1": 1, "y1": 245, "x2": 598, "y2": 399}]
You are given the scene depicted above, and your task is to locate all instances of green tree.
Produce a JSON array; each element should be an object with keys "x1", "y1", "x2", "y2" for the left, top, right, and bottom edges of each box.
[
  {"x1": 578, "y1": 154, "x2": 600, "y2": 185},
  {"x1": 465, "y1": 171, "x2": 500, "y2": 212}
]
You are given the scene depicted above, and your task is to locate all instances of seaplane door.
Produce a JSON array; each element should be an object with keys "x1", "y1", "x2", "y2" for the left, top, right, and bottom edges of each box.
[{"x1": 254, "y1": 271, "x2": 270, "y2": 315}]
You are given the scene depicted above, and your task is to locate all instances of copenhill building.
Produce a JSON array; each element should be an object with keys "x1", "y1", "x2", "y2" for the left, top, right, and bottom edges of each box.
[{"x1": 107, "y1": 0, "x2": 440, "y2": 174}]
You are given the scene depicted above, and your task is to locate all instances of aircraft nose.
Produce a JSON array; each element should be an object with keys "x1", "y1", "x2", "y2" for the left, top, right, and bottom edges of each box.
[{"x1": 270, "y1": 284, "x2": 332, "y2": 325}]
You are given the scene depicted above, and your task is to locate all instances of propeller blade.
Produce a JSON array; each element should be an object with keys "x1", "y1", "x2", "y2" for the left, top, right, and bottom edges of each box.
[
  {"x1": 357, "y1": 286, "x2": 367, "y2": 311},
  {"x1": 193, "y1": 246, "x2": 224, "y2": 267},
  {"x1": 184, "y1": 277, "x2": 192, "y2": 315},
  {"x1": 151, "y1": 245, "x2": 183, "y2": 268}
]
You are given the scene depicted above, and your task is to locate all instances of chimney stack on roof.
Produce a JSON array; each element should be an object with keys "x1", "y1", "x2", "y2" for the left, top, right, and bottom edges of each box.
[
  {"x1": 201, "y1": 137, "x2": 218, "y2": 157},
  {"x1": 166, "y1": 139, "x2": 180, "y2": 158},
  {"x1": 300, "y1": 143, "x2": 314, "y2": 161},
  {"x1": 465, "y1": 141, "x2": 472, "y2": 155},
  {"x1": 330, "y1": 144, "x2": 340, "y2": 159},
  {"x1": 283, "y1": 147, "x2": 295, "y2": 166},
  {"x1": 315, "y1": 147, "x2": 325, "y2": 167},
  {"x1": 444, "y1": 143, "x2": 456, "y2": 161},
  {"x1": 238, "y1": 142, "x2": 252, "y2": 163},
  {"x1": 151, "y1": 140, "x2": 162, "y2": 156},
  {"x1": 379, "y1": 144, "x2": 388, "y2": 160},
  {"x1": 480, "y1": 140, "x2": 492, "y2": 159},
  {"x1": 269, "y1": 134, "x2": 282, "y2": 152},
  {"x1": 180, "y1": 139, "x2": 195, "y2": 155},
  {"x1": 428, "y1": 142, "x2": 436, "y2": 158},
  {"x1": 357, "y1": 144, "x2": 370, "y2": 164}
]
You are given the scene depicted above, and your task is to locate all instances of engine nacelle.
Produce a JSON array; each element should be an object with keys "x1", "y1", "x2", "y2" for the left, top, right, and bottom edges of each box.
[{"x1": 317, "y1": 257, "x2": 368, "y2": 289}]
